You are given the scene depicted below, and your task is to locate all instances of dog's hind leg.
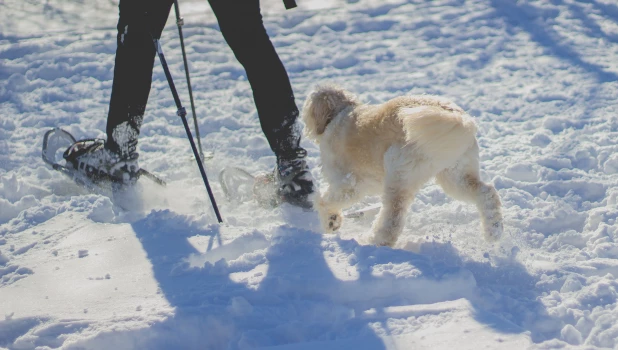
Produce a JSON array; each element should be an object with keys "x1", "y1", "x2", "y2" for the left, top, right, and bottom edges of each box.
[
  {"x1": 435, "y1": 148, "x2": 503, "y2": 241},
  {"x1": 371, "y1": 146, "x2": 434, "y2": 247}
]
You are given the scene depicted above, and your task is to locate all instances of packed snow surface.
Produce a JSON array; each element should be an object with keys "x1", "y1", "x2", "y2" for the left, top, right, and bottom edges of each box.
[{"x1": 1, "y1": 0, "x2": 618, "y2": 349}]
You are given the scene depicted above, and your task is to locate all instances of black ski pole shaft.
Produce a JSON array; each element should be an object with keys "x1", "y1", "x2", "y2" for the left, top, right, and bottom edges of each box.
[
  {"x1": 173, "y1": 0, "x2": 205, "y2": 162},
  {"x1": 153, "y1": 38, "x2": 223, "y2": 223}
]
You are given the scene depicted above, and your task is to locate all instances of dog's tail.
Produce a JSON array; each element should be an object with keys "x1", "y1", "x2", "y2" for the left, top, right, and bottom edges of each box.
[{"x1": 399, "y1": 106, "x2": 477, "y2": 168}]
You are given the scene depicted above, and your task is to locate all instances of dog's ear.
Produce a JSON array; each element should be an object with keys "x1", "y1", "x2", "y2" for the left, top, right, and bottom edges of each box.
[
  {"x1": 302, "y1": 85, "x2": 356, "y2": 141},
  {"x1": 302, "y1": 90, "x2": 333, "y2": 140}
]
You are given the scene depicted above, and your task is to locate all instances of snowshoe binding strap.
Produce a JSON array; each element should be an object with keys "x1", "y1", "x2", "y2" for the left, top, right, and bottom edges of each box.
[{"x1": 63, "y1": 139, "x2": 139, "y2": 185}]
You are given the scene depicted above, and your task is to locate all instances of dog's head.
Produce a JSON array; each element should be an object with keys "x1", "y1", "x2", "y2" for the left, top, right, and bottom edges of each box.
[{"x1": 301, "y1": 85, "x2": 358, "y2": 142}]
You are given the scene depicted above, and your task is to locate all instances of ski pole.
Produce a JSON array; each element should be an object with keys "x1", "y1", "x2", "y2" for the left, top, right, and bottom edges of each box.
[
  {"x1": 153, "y1": 37, "x2": 223, "y2": 223},
  {"x1": 173, "y1": 0, "x2": 205, "y2": 163}
]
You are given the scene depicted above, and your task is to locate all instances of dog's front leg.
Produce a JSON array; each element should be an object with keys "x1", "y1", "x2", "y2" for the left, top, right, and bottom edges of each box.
[{"x1": 317, "y1": 185, "x2": 360, "y2": 234}]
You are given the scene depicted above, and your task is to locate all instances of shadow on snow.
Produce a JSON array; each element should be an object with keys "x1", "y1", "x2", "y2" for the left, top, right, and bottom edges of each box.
[{"x1": 67, "y1": 206, "x2": 563, "y2": 349}]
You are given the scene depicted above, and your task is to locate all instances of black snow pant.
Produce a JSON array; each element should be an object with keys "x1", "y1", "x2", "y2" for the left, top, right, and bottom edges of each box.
[{"x1": 106, "y1": 0, "x2": 301, "y2": 159}]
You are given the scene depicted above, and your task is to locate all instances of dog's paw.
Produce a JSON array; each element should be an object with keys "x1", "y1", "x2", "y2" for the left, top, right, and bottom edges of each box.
[
  {"x1": 318, "y1": 209, "x2": 343, "y2": 233},
  {"x1": 484, "y1": 220, "x2": 503, "y2": 242},
  {"x1": 324, "y1": 212, "x2": 343, "y2": 233},
  {"x1": 371, "y1": 230, "x2": 397, "y2": 247},
  {"x1": 316, "y1": 199, "x2": 343, "y2": 234}
]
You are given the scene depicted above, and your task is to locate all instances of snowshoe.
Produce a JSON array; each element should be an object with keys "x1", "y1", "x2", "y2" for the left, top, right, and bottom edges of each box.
[
  {"x1": 42, "y1": 128, "x2": 166, "y2": 201},
  {"x1": 218, "y1": 165, "x2": 380, "y2": 218},
  {"x1": 219, "y1": 166, "x2": 307, "y2": 209}
]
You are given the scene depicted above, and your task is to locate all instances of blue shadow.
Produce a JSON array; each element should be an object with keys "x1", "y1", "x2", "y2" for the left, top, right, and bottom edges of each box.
[{"x1": 490, "y1": 0, "x2": 618, "y2": 83}]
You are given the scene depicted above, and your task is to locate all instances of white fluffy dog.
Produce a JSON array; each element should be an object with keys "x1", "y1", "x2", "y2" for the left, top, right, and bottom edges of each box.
[{"x1": 302, "y1": 85, "x2": 503, "y2": 247}]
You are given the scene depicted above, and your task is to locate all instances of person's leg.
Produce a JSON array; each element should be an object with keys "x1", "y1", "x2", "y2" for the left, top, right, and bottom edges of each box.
[
  {"x1": 208, "y1": 0, "x2": 314, "y2": 207},
  {"x1": 208, "y1": 0, "x2": 300, "y2": 156},
  {"x1": 106, "y1": 0, "x2": 174, "y2": 158}
]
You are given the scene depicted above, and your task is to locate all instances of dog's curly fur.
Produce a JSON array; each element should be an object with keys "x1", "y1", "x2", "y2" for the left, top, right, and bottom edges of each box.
[{"x1": 302, "y1": 85, "x2": 503, "y2": 247}]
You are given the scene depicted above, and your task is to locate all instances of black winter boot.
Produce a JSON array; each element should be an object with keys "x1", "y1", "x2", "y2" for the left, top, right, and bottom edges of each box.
[
  {"x1": 63, "y1": 139, "x2": 139, "y2": 186},
  {"x1": 275, "y1": 148, "x2": 314, "y2": 209}
]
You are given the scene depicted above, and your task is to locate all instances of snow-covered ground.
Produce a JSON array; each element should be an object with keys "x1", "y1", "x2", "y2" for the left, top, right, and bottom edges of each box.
[{"x1": 2, "y1": 0, "x2": 618, "y2": 348}]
